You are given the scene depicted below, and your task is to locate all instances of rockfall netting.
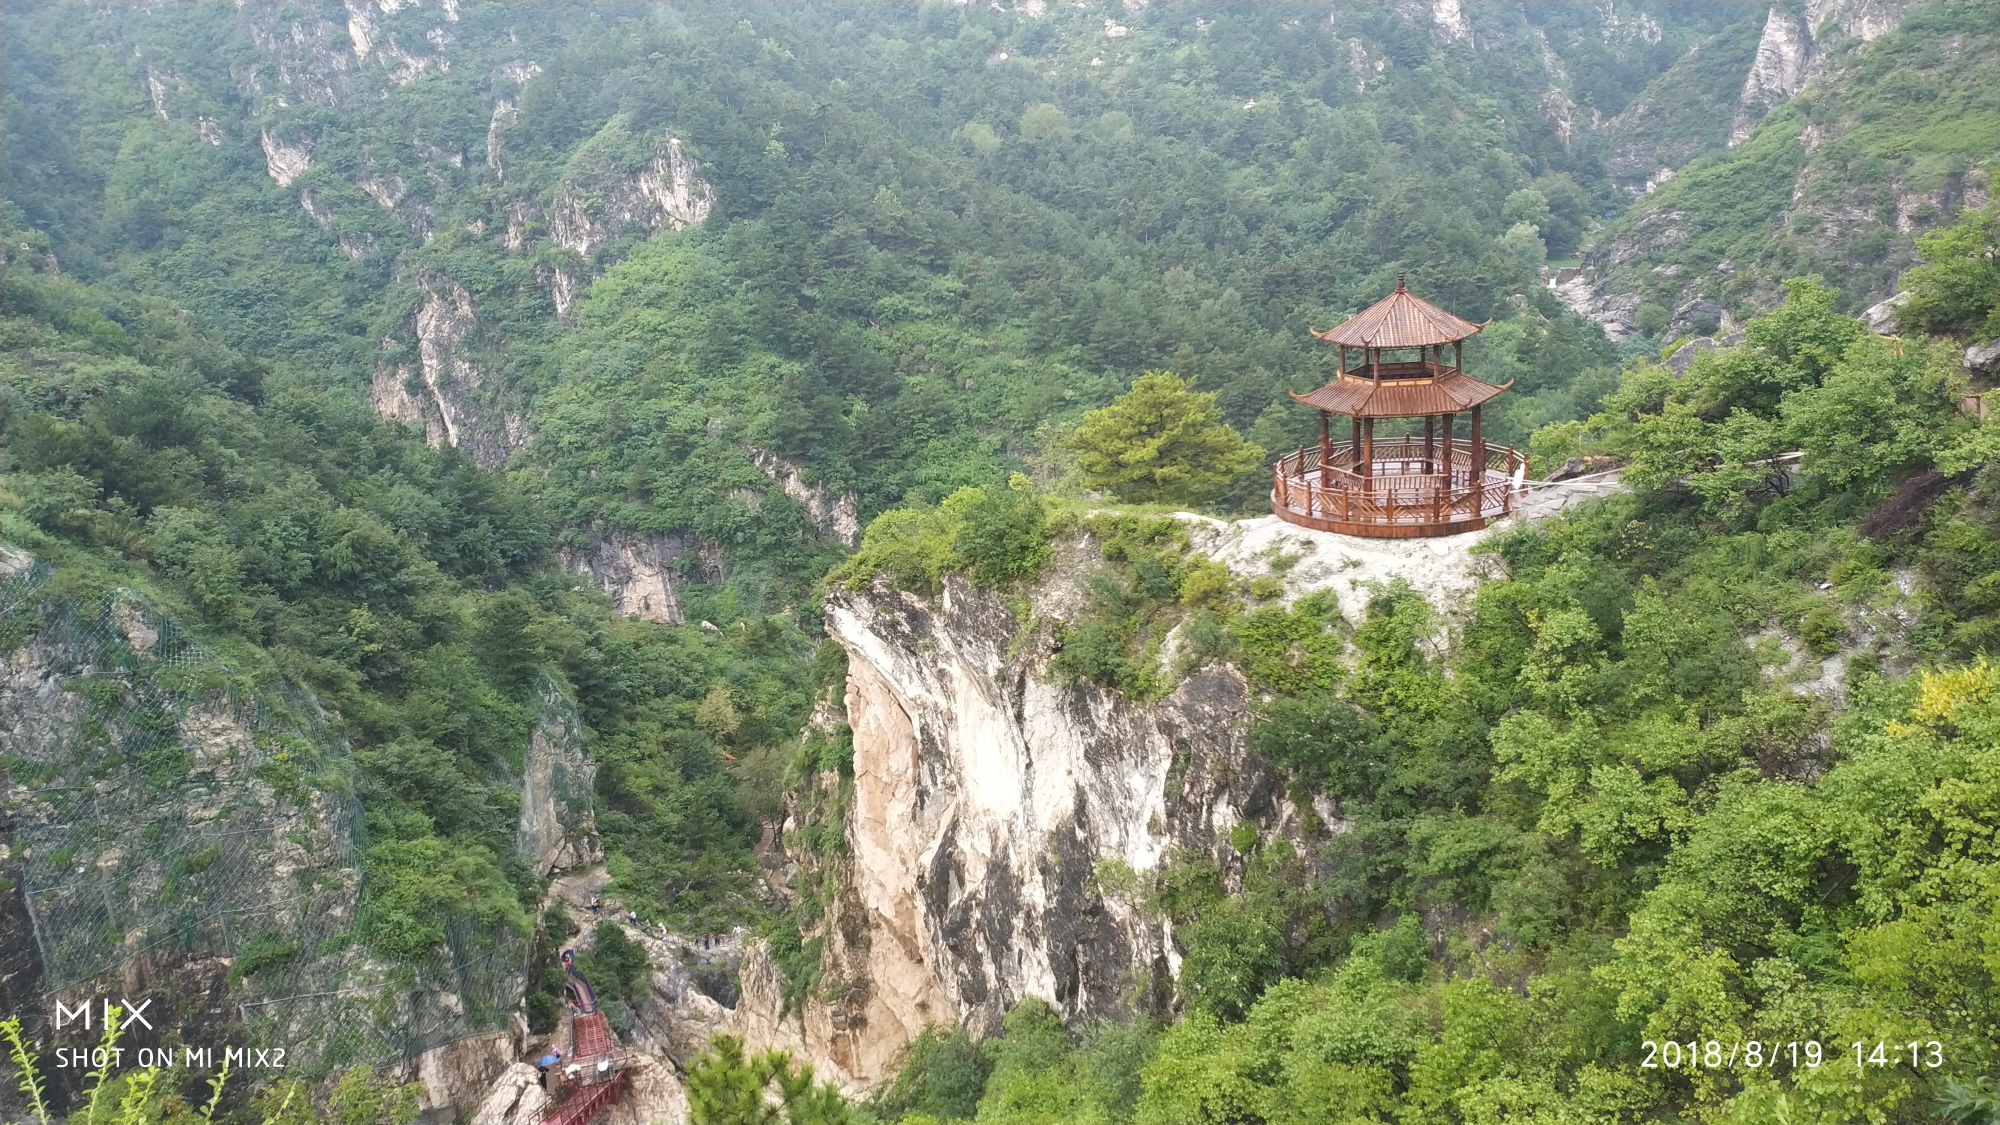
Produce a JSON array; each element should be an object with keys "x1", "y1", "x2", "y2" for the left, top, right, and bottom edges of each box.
[{"x1": 0, "y1": 561, "x2": 530, "y2": 1075}]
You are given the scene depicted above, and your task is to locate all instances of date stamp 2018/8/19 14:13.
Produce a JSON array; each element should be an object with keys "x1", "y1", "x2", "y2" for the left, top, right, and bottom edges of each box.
[{"x1": 1640, "y1": 1040, "x2": 1947, "y2": 1072}]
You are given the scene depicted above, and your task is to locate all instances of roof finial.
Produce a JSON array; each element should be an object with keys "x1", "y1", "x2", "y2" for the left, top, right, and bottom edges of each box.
[{"x1": 1395, "y1": 274, "x2": 1407, "y2": 293}]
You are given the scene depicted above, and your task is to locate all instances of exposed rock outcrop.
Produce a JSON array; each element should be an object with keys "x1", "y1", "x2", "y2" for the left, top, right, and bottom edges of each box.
[
  {"x1": 745, "y1": 447, "x2": 862, "y2": 548},
  {"x1": 1538, "y1": 87, "x2": 1575, "y2": 146},
  {"x1": 544, "y1": 124, "x2": 714, "y2": 318},
  {"x1": 369, "y1": 273, "x2": 523, "y2": 468},
  {"x1": 1730, "y1": 0, "x2": 1915, "y2": 145},
  {"x1": 726, "y1": 508, "x2": 1626, "y2": 1090},
  {"x1": 1547, "y1": 265, "x2": 1643, "y2": 341},
  {"x1": 1864, "y1": 291, "x2": 1911, "y2": 335},
  {"x1": 238, "y1": 2, "x2": 354, "y2": 108},
  {"x1": 1397, "y1": 0, "x2": 1469, "y2": 44},
  {"x1": 260, "y1": 129, "x2": 312, "y2": 187},
  {"x1": 341, "y1": 0, "x2": 450, "y2": 85},
  {"x1": 1430, "y1": 0, "x2": 1471, "y2": 43},
  {"x1": 1729, "y1": 6, "x2": 1819, "y2": 146},
  {"x1": 384, "y1": 1029, "x2": 524, "y2": 1123},
  {"x1": 559, "y1": 530, "x2": 712, "y2": 625},
  {"x1": 518, "y1": 686, "x2": 603, "y2": 877},
  {"x1": 470, "y1": 1063, "x2": 549, "y2": 1125},
  {"x1": 487, "y1": 99, "x2": 519, "y2": 182}
]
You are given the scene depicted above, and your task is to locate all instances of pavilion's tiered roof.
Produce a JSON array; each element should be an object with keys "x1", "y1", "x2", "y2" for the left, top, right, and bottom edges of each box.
[{"x1": 1311, "y1": 277, "x2": 1488, "y2": 348}]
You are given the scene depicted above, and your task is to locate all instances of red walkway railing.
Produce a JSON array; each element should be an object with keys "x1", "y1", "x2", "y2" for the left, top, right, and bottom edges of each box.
[
  {"x1": 541, "y1": 1070, "x2": 627, "y2": 1125},
  {"x1": 1270, "y1": 441, "x2": 1524, "y2": 537}
]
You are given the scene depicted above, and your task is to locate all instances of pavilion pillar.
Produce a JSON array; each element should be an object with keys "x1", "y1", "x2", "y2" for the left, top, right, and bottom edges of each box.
[
  {"x1": 1471, "y1": 405, "x2": 1485, "y2": 481},
  {"x1": 1350, "y1": 416, "x2": 1362, "y2": 469},
  {"x1": 1318, "y1": 411, "x2": 1330, "y2": 486},
  {"x1": 1454, "y1": 339, "x2": 1463, "y2": 375},
  {"x1": 1423, "y1": 416, "x2": 1435, "y2": 474},
  {"x1": 1440, "y1": 413, "x2": 1454, "y2": 482},
  {"x1": 1362, "y1": 418, "x2": 1375, "y2": 486}
]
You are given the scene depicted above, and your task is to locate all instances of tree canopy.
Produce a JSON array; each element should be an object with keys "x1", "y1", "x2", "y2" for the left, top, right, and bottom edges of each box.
[{"x1": 1065, "y1": 372, "x2": 1265, "y2": 507}]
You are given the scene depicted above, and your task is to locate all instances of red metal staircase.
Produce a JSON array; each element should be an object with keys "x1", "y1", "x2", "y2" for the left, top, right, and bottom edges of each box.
[{"x1": 537, "y1": 949, "x2": 629, "y2": 1125}]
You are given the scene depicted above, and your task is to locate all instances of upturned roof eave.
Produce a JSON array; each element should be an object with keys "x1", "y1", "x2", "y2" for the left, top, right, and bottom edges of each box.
[{"x1": 1291, "y1": 374, "x2": 1514, "y2": 419}]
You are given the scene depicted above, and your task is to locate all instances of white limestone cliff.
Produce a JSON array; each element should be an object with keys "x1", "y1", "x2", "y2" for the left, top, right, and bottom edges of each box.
[
  {"x1": 1730, "y1": 0, "x2": 1916, "y2": 145},
  {"x1": 713, "y1": 512, "x2": 1552, "y2": 1089},
  {"x1": 260, "y1": 130, "x2": 312, "y2": 187}
]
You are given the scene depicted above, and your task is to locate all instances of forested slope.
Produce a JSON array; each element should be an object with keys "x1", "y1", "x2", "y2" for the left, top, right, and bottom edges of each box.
[
  {"x1": 1574, "y1": 0, "x2": 1996, "y2": 329},
  {"x1": 0, "y1": 254, "x2": 811, "y2": 957},
  {"x1": 3, "y1": 0, "x2": 1721, "y2": 565}
]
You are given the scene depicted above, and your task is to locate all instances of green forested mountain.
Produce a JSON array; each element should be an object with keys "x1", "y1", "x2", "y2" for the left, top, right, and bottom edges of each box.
[
  {"x1": 1580, "y1": 0, "x2": 1997, "y2": 321},
  {"x1": 4, "y1": 2, "x2": 1999, "y2": 1124},
  {"x1": 4, "y1": 0, "x2": 1722, "y2": 548}
]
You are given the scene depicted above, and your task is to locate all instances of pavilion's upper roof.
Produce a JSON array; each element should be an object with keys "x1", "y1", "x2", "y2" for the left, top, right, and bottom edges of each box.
[{"x1": 1312, "y1": 278, "x2": 1487, "y2": 349}]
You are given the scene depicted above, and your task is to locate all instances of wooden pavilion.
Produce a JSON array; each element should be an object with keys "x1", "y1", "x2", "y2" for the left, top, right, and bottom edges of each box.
[{"x1": 1271, "y1": 278, "x2": 1525, "y2": 537}]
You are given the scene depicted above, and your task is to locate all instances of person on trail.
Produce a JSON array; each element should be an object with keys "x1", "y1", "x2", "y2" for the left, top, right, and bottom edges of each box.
[{"x1": 589, "y1": 895, "x2": 600, "y2": 915}]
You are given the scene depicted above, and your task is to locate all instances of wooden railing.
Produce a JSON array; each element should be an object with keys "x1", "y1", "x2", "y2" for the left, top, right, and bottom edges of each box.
[
  {"x1": 1339, "y1": 360, "x2": 1461, "y2": 381},
  {"x1": 1270, "y1": 441, "x2": 1523, "y2": 530}
]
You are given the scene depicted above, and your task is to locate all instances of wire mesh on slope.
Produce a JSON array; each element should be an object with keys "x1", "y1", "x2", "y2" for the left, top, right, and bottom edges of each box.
[{"x1": 1, "y1": 565, "x2": 530, "y2": 1075}]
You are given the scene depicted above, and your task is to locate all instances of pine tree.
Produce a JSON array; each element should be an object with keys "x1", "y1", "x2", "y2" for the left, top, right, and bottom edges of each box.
[{"x1": 1064, "y1": 372, "x2": 1264, "y2": 507}]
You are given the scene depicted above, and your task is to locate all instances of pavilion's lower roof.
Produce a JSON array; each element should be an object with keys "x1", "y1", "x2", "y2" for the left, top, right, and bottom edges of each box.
[{"x1": 1293, "y1": 370, "x2": 1511, "y2": 419}]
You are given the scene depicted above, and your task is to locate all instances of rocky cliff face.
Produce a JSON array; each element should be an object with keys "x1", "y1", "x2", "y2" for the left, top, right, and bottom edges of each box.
[
  {"x1": 369, "y1": 272, "x2": 526, "y2": 468},
  {"x1": 746, "y1": 447, "x2": 863, "y2": 550},
  {"x1": 517, "y1": 685, "x2": 603, "y2": 878},
  {"x1": 558, "y1": 529, "x2": 730, "y2": 627},
  {"x1": 716, "y1": 516, "x2": 1509, "y2": 1090}
]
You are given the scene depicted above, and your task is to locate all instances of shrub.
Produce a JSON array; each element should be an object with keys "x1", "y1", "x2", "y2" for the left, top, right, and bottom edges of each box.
[
  {"x1": 575, "y1": 922, "x2": 652, "y2": 1008},
  {"x1": 872, "y1": 1026, "x2": 992, "y2": 1122},
  {"x1": 832, "y1": 479, "x2": 1053, "y2": 594},
  {"x1": 1052, "y1": 620, "x2": 1137, "y2": 690}
]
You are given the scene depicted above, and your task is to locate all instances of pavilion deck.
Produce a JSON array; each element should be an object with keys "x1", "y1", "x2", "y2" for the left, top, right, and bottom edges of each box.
[{"x1": 1271, "y1": 440, "x2": 1525, "y2": 538}]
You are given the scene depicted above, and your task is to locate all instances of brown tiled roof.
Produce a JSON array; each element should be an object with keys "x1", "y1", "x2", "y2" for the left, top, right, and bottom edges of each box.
[
  {"x1": 1313, "y1": 278, "x2": 1488, "y2": 348},
  {"x1": 1293, "y1": 370, "x2": 1512, "y2": 419}
]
